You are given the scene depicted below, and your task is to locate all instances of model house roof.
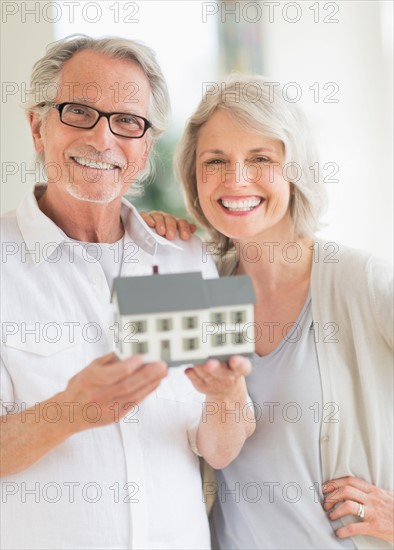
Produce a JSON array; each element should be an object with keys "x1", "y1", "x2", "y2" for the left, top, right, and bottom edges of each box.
[
  {"x1": 206, "y1": 276, "x2": 256, "y2": 307},
  {"x1": 112, "y1": 272, "x2": 255, "y2": 315}
]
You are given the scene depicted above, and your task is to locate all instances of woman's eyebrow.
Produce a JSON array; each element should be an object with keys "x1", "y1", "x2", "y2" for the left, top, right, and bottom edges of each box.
[
  {"x1": 198, "y1": 149, "x2": 226, "y2": 157},
  {"x1": 198, "y1": 147, "x2": 278, "y2": 158}
]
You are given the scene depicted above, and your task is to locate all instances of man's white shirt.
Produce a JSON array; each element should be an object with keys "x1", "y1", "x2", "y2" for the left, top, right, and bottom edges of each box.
[{"x1": 0, "y1": 185, "x2": 217, "y2": 550}]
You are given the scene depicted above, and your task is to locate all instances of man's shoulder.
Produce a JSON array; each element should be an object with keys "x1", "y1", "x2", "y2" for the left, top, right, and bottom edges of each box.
[{"x1": 0, "y1": 208, "x2": 20, "y2": 240}]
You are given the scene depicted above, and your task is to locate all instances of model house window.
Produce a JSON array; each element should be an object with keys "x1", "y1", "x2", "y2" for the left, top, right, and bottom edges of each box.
[
  {"x1": 231, "y1": 310, "x2": 246, "y2": 324},
  {"x1": 132, "y1": 341, "x2": 148, "y2": 354},
  {"x1": 211, "y1": 312, "x2": 225, "y2": 324},
  {"x1": 211, "y1": 334, "x2": 226, "y2": 347},
  {"x1": 233, "y1": 332, "x2": 244, "y2": 345},
  {"x1": 183, "y1": 337, "x2": 199, "y2": 351},
  {"x1": 157, "y1": 318, "x2": 173, "y2": 331},
  {"x1": 133, "y1": 321, "x2": 147, "y2": 334},
  {"x1": 182, "y1": 316, "x2": 198, "y2": 330}
]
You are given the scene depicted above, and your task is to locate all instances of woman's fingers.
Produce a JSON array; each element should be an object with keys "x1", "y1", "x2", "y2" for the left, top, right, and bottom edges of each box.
[{"x1": 139, "y1": 210, "x2": 196, "y2": 240}]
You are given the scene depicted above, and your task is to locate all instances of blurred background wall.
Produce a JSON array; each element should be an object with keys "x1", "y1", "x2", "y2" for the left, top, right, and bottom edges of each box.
[{"x1": 1, "y1": 0, "x2": 392, "y2": 260}]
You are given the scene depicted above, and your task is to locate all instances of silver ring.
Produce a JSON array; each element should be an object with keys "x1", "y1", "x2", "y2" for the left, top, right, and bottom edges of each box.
[{"x1": 357, "y1": 503, "x2": 365, "y2": 520}]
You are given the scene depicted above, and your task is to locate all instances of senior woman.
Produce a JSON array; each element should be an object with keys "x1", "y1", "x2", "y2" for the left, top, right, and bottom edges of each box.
[{"x1": 141, "y1": 75, "x2": 393, "y2": 549}]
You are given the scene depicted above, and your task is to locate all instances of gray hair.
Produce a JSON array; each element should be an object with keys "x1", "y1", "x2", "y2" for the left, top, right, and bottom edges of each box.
[
  {"x1": 176, "y1": 75, "x2": 327, "y2": 255},
  {"x1": 26, "y1": 34, "x2": 171, "y2": 191}
]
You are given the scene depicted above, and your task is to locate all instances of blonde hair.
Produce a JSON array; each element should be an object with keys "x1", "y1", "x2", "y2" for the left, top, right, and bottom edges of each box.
[{"x1": 176, "y1": 75, "x2": 327, "y2": 255}]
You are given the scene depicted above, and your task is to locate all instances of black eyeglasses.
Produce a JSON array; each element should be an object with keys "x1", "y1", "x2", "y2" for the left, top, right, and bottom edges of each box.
[{"x1": 42, "y1": 102, "x2": 152, "y2": 139}]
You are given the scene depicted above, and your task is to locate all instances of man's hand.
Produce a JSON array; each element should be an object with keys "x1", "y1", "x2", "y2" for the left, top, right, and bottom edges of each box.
[
  {"x1": 188, "y1": 355, "x2": 255, "y2": 469},
  {"x1": 140, "y1": 210, "x2": 196, "y2": 240},
  {"x1": 58, "y1": 352, "x2": 168, "y2": 434},
  {"x1": 0, "y1": 353, "x2": 168, "y2": 477}
]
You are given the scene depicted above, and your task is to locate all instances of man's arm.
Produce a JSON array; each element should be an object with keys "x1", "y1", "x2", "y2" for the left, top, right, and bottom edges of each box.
[
  {"x1": 0, "y1": 353, "x2": 167, "y2": 477},
  {"x1": 186, "y1": 356, "x2": 255, "y2": 469}
]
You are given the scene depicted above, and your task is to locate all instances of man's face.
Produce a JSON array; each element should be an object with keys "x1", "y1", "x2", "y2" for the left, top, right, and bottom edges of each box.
[{"x1": 30, "y1": 49, "x2": 153, "y2": 204}]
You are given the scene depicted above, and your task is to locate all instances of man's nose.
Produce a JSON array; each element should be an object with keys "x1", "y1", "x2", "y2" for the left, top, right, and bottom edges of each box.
[{"x1": 83, "y1": 115, "x2": 115, "y2": 150}]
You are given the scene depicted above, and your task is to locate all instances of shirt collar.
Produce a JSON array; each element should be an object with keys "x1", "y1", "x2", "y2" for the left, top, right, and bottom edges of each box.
[
  {"x1": 16, "y1": 184, "x2": 181, "y2": 266},
  {"x1": 120, "y1": 196, "x2": 182, "y2": 255}
]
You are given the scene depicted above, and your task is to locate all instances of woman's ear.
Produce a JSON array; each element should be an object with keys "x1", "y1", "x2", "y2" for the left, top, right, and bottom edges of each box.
[{"x1": 29, "y1": 112, "x2": 45, "y2": 153}]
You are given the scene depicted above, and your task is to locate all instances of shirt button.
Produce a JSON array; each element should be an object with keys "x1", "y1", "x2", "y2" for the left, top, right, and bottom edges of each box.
[
  {"x1": 321, "y1": 435, "x2": 329, "y2": 442},
  {"x1": 90, "y1": 276, "x2": 100, "y2": 286},
  {"x1": 145, "y1": 236, "x2": 155, "y2": 246}
]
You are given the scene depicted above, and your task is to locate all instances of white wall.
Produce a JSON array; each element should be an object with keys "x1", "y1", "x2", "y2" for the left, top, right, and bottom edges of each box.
[
  {"x1": 1, "y1": 6, "x2": 55, "y2": 213},
  {"x1": 260, "y1": 0, "x2": 393, "y2": 261},
  {"x1": 1, "y1": 1, "x2": 392, "y2": 262},
  {"x1": 0, "y1": 1, "x2": 218, "y2": 215}
]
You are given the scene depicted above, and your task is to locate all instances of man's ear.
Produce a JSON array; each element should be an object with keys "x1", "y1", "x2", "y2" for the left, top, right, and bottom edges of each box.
[
  {"x1": 140, "y1": 137, "x2": 154, "y2": 169},
  {"x1": 29, "y1": 112, "x2": 45, "y2": 153}
]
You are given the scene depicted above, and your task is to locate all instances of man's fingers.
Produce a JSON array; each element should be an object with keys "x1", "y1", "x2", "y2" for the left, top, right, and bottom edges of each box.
[
  {"x1": 114, "y1": 361, "x2": 168, "y2": 400},
  {"x1": 97, "y1": 352, "x2": 118, "y2": 365},
  {"x1": 89, "y1": 354, "x2": 146, "y2": 386}
]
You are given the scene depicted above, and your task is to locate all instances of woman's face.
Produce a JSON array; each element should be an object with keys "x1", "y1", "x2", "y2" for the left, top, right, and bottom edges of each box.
[{"x1": 196, "y1": 109, "x2": 293, "y2": 243}]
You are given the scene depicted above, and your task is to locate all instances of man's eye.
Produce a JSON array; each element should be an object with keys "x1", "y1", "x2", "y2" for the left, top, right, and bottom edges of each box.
[
  {"x1": 252, "y1": 156, "x2": 270, "y2": 163},
  {"x1": 118, "y1": 115, "x2": 139, "y2": 125},
  {"x1": 69, "y1": 107, "x2": 86, "y2": 115}
]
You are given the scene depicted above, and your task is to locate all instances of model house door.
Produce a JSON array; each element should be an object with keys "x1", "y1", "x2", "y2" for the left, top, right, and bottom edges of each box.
[{"x1": 161, "y1": 340, "x2": 171, "y2": 361}]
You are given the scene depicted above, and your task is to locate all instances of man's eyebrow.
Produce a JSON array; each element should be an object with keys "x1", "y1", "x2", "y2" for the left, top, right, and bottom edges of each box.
[
  {"x1": 67, "y1": 99, "x2": 138, "y2": 114},
  {"x1": 70, "y1": 97, "x2": 90, "y2": 104}
]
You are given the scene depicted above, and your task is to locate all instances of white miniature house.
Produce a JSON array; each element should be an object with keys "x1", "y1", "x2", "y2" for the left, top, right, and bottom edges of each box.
[{"x1": 112, "y1": 271, "x2": 256, "y2": 365}]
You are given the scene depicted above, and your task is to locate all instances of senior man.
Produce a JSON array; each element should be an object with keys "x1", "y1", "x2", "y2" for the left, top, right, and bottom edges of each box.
[{"x1": 0, "y1": 35, "x2": 254, "y2": 550}]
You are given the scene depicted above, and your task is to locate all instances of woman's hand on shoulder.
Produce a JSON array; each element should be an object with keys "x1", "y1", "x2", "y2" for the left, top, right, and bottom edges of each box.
[
  {"x1": 323, "y1": 476, "x2": 394, "y2": 544},
  {"x1": 140, "y1": 210, "x2": 196, "y2": 241}
]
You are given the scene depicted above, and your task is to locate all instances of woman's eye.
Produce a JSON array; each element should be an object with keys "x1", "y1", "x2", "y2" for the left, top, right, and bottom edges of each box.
[{"x1": 205, "y1": 159, "x2": 225, "y2": 165}]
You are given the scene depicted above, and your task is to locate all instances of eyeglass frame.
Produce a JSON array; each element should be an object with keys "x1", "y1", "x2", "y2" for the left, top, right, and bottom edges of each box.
[{"x1": 39, "y1": 102, "x2": 153, "y2": 139}]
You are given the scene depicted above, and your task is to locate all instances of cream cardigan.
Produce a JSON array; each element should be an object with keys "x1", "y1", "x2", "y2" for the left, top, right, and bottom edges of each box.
[
  {"x1": 311, "y1": 239, "x2": 393, "y2": 549},
  {"x1": 218, "y1": 239, "x2": 393, "y2": 549}
]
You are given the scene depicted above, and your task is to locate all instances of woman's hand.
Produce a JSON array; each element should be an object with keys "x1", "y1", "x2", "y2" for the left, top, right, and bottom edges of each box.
[
  {"x1": 185, "y1": 355, "x2": 252, "y2": 401},
  {"x1": 323, "y1": 476, "x2": 394, "y2": 543},
  {"x1": 140, "y1": 210, "x2": 196, "y2": 240},
  {"x1": 188, "y1": 355, "x2": 255, "y2": 469}
]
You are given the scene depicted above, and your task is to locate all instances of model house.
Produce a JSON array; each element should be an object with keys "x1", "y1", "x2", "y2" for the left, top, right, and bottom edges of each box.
[{"x1": 112, "y1": 271, "x2": 256, "y2": 365}]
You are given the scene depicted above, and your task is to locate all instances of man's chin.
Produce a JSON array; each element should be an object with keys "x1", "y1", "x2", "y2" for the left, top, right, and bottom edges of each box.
[{"x1": 65, "y1": 184, "x2": 121, "y2": 204}]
